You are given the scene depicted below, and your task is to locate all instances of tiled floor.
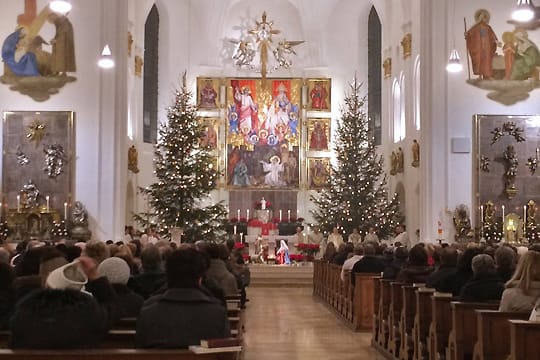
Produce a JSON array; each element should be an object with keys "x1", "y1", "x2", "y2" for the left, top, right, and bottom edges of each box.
[{"x1": 242, "y1": 287, "x2": 385, "y2": 359}]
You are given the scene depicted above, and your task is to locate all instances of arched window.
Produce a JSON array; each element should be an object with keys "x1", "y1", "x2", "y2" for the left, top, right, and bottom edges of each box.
[
  {"x1": 413, "y1": 55, "x2": 421, "y2": 131},
  {"x1": 368, "y1": 6, "x2": 382, "y2": 145},
  {"x1": 143, "y1": 5, "x2": 159, "y2": 144},
  {"x1": 399, "y1": 72, "x2": 406, "y2": 141},
  {"x1": 392, "y1": 78, "x2": 401, "y2": 143}
]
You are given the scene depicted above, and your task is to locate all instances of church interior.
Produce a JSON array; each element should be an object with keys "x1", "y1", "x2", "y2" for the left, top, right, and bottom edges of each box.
[{"x1": 1, "y1": 0, "x2": 540, "y2": 359}]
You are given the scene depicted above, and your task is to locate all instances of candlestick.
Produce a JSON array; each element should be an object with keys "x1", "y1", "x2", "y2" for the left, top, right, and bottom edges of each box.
[
  {"x1": 287, "y1": 209, "x2": 291, "y2": 222},
  {"x1": 279, "y1": 209, "x2": 282, "y2": 222},
  {"x1": 524, "y1": 205, "x2": 527, "y2": 240},
  {"x1": 64, "y1": 202, "x2": 68, "y2": 220},
  {"x1": 17, "y1": 195, "x2": 20, "y2": 213},
  {"x1": 502, "y1": 205, "x2": 505, "y2": 221},
  {"x1": 237, "y1": 209, "x2": 241, "y2": 219},
  {"x1": 246, "y1": 209, "x2": 250, "y2": 220},
  {"x1": 0, "y1": 202, "x2": 2, "y2": 220},
  {"x1": 233, "y1": 225, "x2": 237, "y2": 235},
  {"x1": 46, "y1": 195, "x2": 50, "y2": 212},
  {"x1": 480, "y1": 205, "x2": 484, "y2": 239},
  {"x1": 240, "y1": 232, "x2": 244, "y2": 244},
  {"x1": 297, "y1": 209, "x2": 300, "y2": 219}
]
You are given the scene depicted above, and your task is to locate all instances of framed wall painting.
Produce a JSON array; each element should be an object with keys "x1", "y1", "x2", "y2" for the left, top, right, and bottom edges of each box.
[
  {"x1": 306, "y1": 78, "x2": 331, "y2": 112},
  {"x1": 197, "y1": 77, "x2": 220, "y2": 110},
  {"x1": 307, "y1": 118, "x2": 330, "y2": 151},
  {"x1": 307, "y1": 157, "x2": 330, "y2": 189},
  {"x1": 198, "y1": 117, "x2": 219, "y2": 151}
]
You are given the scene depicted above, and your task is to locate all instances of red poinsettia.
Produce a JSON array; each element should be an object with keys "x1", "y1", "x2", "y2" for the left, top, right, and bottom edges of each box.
[{"x1": 289, "y1": 254, "x2": 305, "y2": 262}]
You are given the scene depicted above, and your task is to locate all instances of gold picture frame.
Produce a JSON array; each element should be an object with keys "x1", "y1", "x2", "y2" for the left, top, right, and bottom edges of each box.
[
  {"x1": 307, "y1": 157, "x2": 330, "y2": 189},
  {"x1": 198, "y1": 117, "x2": 219, "y2": 151},
  {"x1": 306, "y1": 78, "x2": 331, "y2": 111},
  {"x1": 307, "y1": 118, "x2": 331, "y2": 151},
  {"x1": 197, "y1": 77, "x2": 220, "y2": 110}
]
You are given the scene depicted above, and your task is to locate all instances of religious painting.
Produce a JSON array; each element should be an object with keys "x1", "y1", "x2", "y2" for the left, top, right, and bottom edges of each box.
[
  {"x1": 197, "y1": 77, "x2": 220, "y2": 110},
  {"x1": 464, "y1": 9, "x2": 540, "y2": 105},
  {"x1": 307, "y1": 118, "x2": 331, "y2": 151},
  {"x1": 2, "y1": 111, "x2": 74, "y2": 218},
  {"x1": 227, "y1": 144, "x2": 300, "y2": 189},
  {"x1": 225, "y1": 78, "x2": 302, "y2": 189},
  {"x1": 307, "y1": 157, "x2": 330, "y2": 189},
  {"x1": 198, "y1": 117, "x2": 219, "y2": 150},
  {"x1": 0, "y1": 0, "x2": 77, "y2": 101},
  {"x1": 306, "y1": 78, "x2": 331, "y2": 112}
]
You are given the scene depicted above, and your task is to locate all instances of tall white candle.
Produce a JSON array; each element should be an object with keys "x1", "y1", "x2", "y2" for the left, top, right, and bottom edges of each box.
[
  {"x1": 480, "y1": 205, "x2": 484, "y2": 239},
  {"x1": 279, "y1": 210, "x2": 282, "y2": 222},
  {"x1": 240, "y1": 233, "x2": 244, "y2": 244},
  {"x1": 502, "y1": 205, "x2": 505, "y2": 221},
  {"x1": 246, "y1": 209, "x2": 250, "y2": 220},
  {"x1": 287, "y1": 209, "x2": 291, "y2": 221},
  {"x1": 237, "y1": 209, "x2": 241, "y2": 219},
  {"x1": 46, "y1": 195, "x2": 50, "y2": 212},
  {"x1": 17, "y1": 195, "x2": 20, "y2": 213},
  {"x1": 64, "y1": 202, "x2": 68, "y2": 220},
  {"x1": 297, "y1": 209, "x2": 300, "y2": 219},
  {"x1": 233, "y1": 225, "x2": 237, "y2": 235},
  {"x1": 524, "y1": 205, "x2": 527, "y2": 239}
]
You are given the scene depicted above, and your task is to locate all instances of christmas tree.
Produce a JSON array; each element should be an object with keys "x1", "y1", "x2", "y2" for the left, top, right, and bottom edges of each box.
[
  {"x1": 310, "y1": 78, "x2": 402, "y2": 239},
  {"x1": 134, "y1": 73, "x2": 227, "y2": 242}
]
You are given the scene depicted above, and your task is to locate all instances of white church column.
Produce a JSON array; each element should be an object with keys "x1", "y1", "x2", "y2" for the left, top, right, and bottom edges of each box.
[{"x1": 95, "y1": 0, "x2": 129, "y2": 242}]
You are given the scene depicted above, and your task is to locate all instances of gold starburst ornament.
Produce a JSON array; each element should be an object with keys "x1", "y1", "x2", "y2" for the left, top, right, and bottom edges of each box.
[{"x1": 26, "y1": 120, "x2": 47, "y2": 146}]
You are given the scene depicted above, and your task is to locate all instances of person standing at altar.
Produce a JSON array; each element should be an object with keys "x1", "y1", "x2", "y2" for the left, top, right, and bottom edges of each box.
[
  {"x1": 294, "y1": 226, "x2": 306, "y2": 244},
  {"x1": 364, "y1": 226, "x2": 379, "y2": 243},
  {"x1": 276, "y1": 240, "x2": 290, "y2": 265},
  {"x1": 328, "y1": 226, "x2": 344, "y2": 249},
  {"x1": 348, "y1": 227, "x2": 362, "y2": 245},
  {"x1": 393, "y1": 224, "x2": 409, "y2": 248},
  {"x1": 308, "y1": 226, "x2": 325, "y2": 258}
]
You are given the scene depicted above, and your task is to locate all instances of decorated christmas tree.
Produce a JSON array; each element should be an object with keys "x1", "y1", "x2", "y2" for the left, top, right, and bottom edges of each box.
[
  {"x1": 310, "y1": 78, "x2": 402, "y2": 239},
  {"x1": 134, "y1": 73, "x2": 227, "y2": 242}
]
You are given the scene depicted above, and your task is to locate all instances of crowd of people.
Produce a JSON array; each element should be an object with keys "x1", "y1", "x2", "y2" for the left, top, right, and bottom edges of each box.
[
  {"x1": 0, "y1": 232, "x2": 249, "y2": 349},
  {"x1": 321, "y1": 228, "x2": 540, "y2": 319}
]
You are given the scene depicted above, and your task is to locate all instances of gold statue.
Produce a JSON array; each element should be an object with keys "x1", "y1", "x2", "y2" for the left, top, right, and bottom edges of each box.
[
  {"x1": 383, "y1": 57, "x2": 392, "y2": 79},
  {"x1": 397, "y1": 147, "x2": 404, "y2": 173},
  {"x1": 401, "y1": 33, "x2": 412, "y2": 59},
  {"x1": 128, "y1": 145, "x2": 140, "y2": 173},
  {"x1": 128, "y1": 32, "x2": 133, "y2": 57},
  {"x1": 484, "y1": 200, "x2": 495, "y2": 226},
  {"x1": 390, "y1": 151, "x2": 397, "y2": 175},
  {"x1": 134, "y1": 55, "x2": 143, "y2": 77},
  {"x1": 411, "y1": 139, "x2": 420, "y2": 167},
  {"x1": 527, "y1": 200, "x2": 537, "y2": 226}
]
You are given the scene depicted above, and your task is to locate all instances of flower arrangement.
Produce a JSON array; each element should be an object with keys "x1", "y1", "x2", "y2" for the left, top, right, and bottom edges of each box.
[
  {"x1": 289, "y1": 254, "x2": 305, "y2": 262},
  {"x1": 234, "y1": 242, "x2": 246, "y2": 249},
  {"x1": 230, "y1": 217, "x2": 239, "y2": 223},
  {"x1": 296, "y1": 243, "x2": 320, "y2": 259},
  {"x1": 247, "y1": 219, "x2": 263, "y2": 227}
]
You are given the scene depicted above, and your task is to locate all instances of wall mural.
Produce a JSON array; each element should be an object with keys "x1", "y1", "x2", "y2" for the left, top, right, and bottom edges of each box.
[
  {"x1": 0, "y1": 0, "x2": 76, "y2": 101},
  {"x1": 465, "y1": 8, "x2": 540, "y2": 105}
]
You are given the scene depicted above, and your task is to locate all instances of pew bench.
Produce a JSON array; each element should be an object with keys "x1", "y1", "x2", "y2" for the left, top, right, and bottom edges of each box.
[
  {"x1": 0, "y1": 348, "x2": 241, "y2": 360},
  {"x1": 508, "y1": 319, "x2": 540, "y2": 360},
  {"x1": 427, "y1": 293, "x2": 455, "y2": 360}
]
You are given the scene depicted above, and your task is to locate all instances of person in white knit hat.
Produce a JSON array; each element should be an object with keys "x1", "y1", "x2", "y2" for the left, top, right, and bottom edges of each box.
[{"x1": 98, "y1": 257, "x2": 143, "y2": 318}]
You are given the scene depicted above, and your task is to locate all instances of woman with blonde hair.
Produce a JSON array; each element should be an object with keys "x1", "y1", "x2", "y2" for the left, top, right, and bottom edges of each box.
[{"x1": 499, "y1": 250, "x2": 540, "y2": 312}]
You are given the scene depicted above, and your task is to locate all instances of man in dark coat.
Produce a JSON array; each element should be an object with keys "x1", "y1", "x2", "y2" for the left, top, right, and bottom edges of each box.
[
  {"x1": 426, "y1": 247, "x2": 458, "y2": 292},
  {"x1": 459, "y1": 254, "x2": 504, "y2": 302},
  {"x1": 135, "y1": 246, "x2": 230, "y2": 348},
  {"x1": 351, "y1": 244, "x2": 384, "y2": 285}
]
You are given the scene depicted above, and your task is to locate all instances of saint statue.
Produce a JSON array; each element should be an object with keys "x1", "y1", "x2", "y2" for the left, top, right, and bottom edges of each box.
[
  {"x1": 128, "y1": 145, "x2": 139, "y2": 173},
  {"x1": 411, "y1": 140, "x2": 420, "y2": 167}
]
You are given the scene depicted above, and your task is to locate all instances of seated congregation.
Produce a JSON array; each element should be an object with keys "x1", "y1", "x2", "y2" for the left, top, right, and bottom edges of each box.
[
  {"x1": 0, "y1": 237, "x2": 248, "y2": 354},
  {"x1": 314, "y1": 239, "x2": 540, "y2": 360}
]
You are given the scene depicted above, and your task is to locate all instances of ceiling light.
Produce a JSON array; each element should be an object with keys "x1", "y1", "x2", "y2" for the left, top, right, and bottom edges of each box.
[
  {"x1": 49, "y1": 1, "x2": 72, "y2": 14},
  {"x1": 512, "y1": 0, "x2": 536, "y2": 22},
  {"x1": 446, "y1": 49, "x2": 463, "y2": 73},
  {"x1": 97, "y1": 45, "x2": 115, "y2": 69}
]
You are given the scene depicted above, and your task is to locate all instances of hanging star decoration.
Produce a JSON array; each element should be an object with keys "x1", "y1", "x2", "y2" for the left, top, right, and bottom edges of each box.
[
  {"x1": 230, "y1": 11, "x2": 304, "y2": 81},
  {"x1": 26, "y1": 120, "x2": 46, "y2": 147}
]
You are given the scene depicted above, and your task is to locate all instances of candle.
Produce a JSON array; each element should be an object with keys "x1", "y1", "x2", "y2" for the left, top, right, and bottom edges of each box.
[
  {"x1": 297, "y1": 209, "x2": 300, "y2": 218},
  {"x1": 46, "y1": 195, "x2": 50, "y2": 212},
  {"x1": 246, "y1": 209, "x2": 250, "y2": 220},
  {"x1": 287, "y1": 209, "x2": 291, "y2": 221},
  {"x1": 64, "y1": 202, "x2": 68, "y2": 220},
  {"x1": 480, "y1": 205, "x2": 484, "y2": 239},
  {"x1": 17, "y1": 195, "x2": 20, "y2": 213},
  {"x1": 240, "y1": 233, "x2": 244, "y2": 244},
  {"x1": 0, "y1": 202, "x2": 2, "y2": 219},
  {"x1": 279, "y1": 210, "x2": 282, "y2": 222},
  {"x1": 237, "y1": 208, "x2": 241, "y2": 219},
  {"x1": 524, "y1": 205, "x2": 527, "y2": 239},
  {"x1": 233, "y1": 225, "x2": 237, "y2": 235}
]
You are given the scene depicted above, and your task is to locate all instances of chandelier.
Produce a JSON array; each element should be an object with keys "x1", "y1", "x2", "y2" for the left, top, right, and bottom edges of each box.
[{"x1": 230, "y1": 12, "x2": 304, "y2": 81}]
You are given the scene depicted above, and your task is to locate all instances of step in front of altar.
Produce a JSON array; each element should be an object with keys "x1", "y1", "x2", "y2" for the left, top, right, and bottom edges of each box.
[{"x1": 248, "y1": 264, "x2": 313, "y2": 288}]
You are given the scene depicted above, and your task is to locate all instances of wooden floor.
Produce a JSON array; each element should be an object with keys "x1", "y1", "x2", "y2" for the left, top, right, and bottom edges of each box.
[{"x1": 243, "y1": 287, "x2": 384, "y2": 360}]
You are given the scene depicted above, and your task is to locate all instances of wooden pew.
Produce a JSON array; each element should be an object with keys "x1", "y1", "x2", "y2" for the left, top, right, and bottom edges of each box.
[
  {"x1": 372, "y1": 276, "x2": 381, "y2": 344},
  {"x1": 352, "y1": 273, "x2": 380, "y2": 331},
  {"x1": 399, "y1": 284, "x2": 418, "y2": 360},
  {"x1": 343, "y1": 271, "x2": 354, "y2": 322},
  {"x1": 445, "y1": 301, "x2": 499, "y2": 360},
  {"x1": 387, "y1": 282, "x2": 405, "y2": 356},
  {"x1": 412, "y1": 287, "x2": 435, "y2": 360},
  {"x1": 508, "y1": 319, "x2": 540, "y2": 360},
  {"x1": 427, "y1": 293, "x2": 455, "y2": 360},
  {"x1": 472, "y1": 310, "x2": 529, "y2": 360},
  {"x1": 0, "y1": 349, "x2": 240, "y2": 360},
  {"x1": 377, "y1": 279, "x2": 393, "y2": 349}
]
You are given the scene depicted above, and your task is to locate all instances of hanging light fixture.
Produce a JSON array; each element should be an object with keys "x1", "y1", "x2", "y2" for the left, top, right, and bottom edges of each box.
[
  {"x1": 97, "y1": 45, "x2": 115, "y2": 69},
  {"x1": 49, "y1": 0, "x2": 72, "y2": 14},
  {"x1": 512, "y1": 0, "x2": 536, "y2": 22},
  {"x1": 446, "y1": 49, "x2": 463, "y2": 73}
]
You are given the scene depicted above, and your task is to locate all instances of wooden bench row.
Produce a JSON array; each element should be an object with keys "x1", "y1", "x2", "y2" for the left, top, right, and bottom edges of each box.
[
  {"x1": 313, "y1": 260, "x2": 378, "y2": 331},
  {"x1": 371, "y1": 278, "x2": 540, "y2": 360}
]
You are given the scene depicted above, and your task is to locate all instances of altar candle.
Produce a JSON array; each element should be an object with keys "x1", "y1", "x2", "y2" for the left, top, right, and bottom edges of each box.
[
  {"x1": 480, "y1": 205, "x2": 484, "y2": 238},
  {"x1": 46, "y1": 195, "x2": 50, "y2": 212},
  {"x1": 240, "y1": 233, "x2": 244, "y2": 244},
  {"x1": 0, "y1": 202, "x2": 2, "y2": 219},
  {"x1": 279, "y1": 209, "x2": 282, "y2": 222},
  {"x1": 237, "y1": 209, "x2": 241, "y2": 219},
  {"x1": 524, "y1": 205, "x2": 527, "y2": 238},
  {"x1": 233, "y1": 225, "x2": 237, "y2": 235},
  {"x1": 288, "y1": 209, "x2": 291, "y2": 221},
  {"x1": 502, "y1": 205, "x2": 505, "y2": 221},
  {"x1": 246, "y1": 209, "x2": 250, "y2": 220},
  {"x1": 64, "y1": 202, "x2": 68, "y2": 220},
  {"x1": 297, "y1": 209, "x2": 300, "y2": 218},
  {"x1": 17, "y1": 195, "x2": 20, "y2": 213}
]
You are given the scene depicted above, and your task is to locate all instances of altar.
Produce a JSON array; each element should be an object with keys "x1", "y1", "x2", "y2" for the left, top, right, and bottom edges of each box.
[{"x1": 245, "y1": 235, "x2": 299, "y2": 257}]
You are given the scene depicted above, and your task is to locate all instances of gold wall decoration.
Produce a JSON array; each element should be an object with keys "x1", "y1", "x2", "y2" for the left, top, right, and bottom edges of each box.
[
  {"x1": 26, "y1": 119, "x2": 46, "y2": 147},
  {"x1": 306, "y1": 79, "x2": 331, "y2": 112},
  {"x1": 128, "y1": 145, "x2": 139, "y2": 174},
  {"x1": 307, "y1": 118, "x2": 330, "y2": 151},
  {"x1": 411, "y1": 139, "x2": 419, "y2": 167},
  {"x1": 134, "y1": 55, "x2": 143, "y2": 78},
  {"x1": 401, "y1": 33, "x2": 412, "y2": 59},
  {"x1": 307, "y1": 157, "x2": 330, "y2": 189},
  {"x1": 197, "y1": 78, "x2": 220, "y2": 110},
  {"x1": 383, "y1": 58, "x2": 392, "y2": 79}
]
